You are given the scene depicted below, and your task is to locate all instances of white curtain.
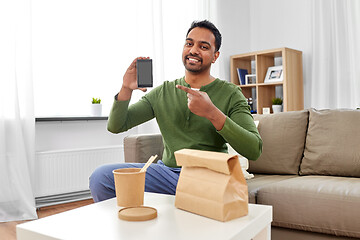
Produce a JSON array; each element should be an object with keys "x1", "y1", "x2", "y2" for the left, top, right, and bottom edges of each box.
[
  {"x1": 0, "y1": 0, "x2": 38, "y2": 221},
  {"x1": 310, "y1": 0, "x2": 360, "y2": 109}
]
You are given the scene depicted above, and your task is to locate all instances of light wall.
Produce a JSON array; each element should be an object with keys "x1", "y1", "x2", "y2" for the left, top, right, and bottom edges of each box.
[
  {"x1": 250, "y1": 0, "x2": 312, "y2": 108},
  {"x1": 35, "y1": 120, "x2": 135, "y2": 152},
  {"x1": 36, "y1": 0, "x2": 313, "y2": 153},
  {"x1": 210, "y1": 0, "x2": 251, "y2": 81},
  {"x1": 214, "y1": 0, "x2": 312, "y2": 108}
]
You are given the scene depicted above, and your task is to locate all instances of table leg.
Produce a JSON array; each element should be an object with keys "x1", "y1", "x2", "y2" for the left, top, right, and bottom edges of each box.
[{"x1": 253, "y1": 224, "x2": 271, "y2": 240}]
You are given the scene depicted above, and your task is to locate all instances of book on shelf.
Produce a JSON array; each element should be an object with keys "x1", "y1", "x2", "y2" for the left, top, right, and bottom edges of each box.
[{"x1": 236, "y1": 68, "x2": 248, "y2": 85}]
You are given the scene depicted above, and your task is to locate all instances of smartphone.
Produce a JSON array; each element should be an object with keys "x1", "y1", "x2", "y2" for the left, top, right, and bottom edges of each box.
[{"x1": 137, "y1": 59, "x2": 153, "y2": 88}]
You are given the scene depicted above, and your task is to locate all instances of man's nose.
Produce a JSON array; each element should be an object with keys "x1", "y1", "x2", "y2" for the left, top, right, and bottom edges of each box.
[{"x1": 189, "y1": 45, "x2": 200, "y2": 55}]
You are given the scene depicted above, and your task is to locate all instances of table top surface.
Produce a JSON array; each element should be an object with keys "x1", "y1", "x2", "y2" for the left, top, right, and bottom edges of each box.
[{"x1": 17, "y1": 193, "x2": 272, "y2": 240}]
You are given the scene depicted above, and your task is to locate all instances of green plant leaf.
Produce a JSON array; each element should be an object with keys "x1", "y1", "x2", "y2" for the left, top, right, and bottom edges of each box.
[
  {"x1": 92, "y1": 97, "x2": 101, "y2": 104},
  {"x1": 272, "y1": 97, "x2": 283, "y2": 105}
]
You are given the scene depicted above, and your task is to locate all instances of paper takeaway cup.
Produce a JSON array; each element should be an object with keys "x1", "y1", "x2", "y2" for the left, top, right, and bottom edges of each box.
[{"x1": 113, "y1": 168, "x2": 145, "y2": 207}]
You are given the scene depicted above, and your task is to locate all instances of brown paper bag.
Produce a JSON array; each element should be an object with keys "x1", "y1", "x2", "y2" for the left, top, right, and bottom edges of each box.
[{"x1": 174, "y1": 149, "x2": 248, "y2": 222}]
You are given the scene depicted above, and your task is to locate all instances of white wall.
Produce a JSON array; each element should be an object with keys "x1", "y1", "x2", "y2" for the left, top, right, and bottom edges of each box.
[
  {"x1": 210, "y1": 0, "x2": 251, "y2": 81},
  {"x1": 35, "y1": 0, "x2": 314, "y2": 155},
  {"x1": 35, "y1": 120, "x2": 137, "y2": 152},
  {"x1": 34, "y1": 0, "x2": 249, "y2": 155},
  {"x1": 249, "y1": 0, "x2": 311, "y2": 52},
  {"x1": 249, "y1": 0, "x2": 312, "y2": 108},
  {"x1": 215, "y1": 0, "x2": 312, "y2": 107}
]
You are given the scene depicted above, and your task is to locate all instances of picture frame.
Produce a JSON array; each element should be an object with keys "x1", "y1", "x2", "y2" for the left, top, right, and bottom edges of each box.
[
  {"x1": 245, "y1": 74, "x2": 256, "y2": 84},
  {"x1": 263, "y1": 107, "x2": 270, "y2": 114},
  {"x1": 264, "y1": 65, "x2": 283, "y2": 83}
]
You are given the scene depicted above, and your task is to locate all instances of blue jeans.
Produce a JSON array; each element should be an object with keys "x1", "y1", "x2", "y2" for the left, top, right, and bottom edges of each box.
[{"x1": 89, "y1": 160, "x2": 181, "y2": 202}]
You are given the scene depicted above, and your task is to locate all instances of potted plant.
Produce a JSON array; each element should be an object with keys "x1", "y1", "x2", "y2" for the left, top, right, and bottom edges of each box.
[
  {"x1": 91, "y1": 97, "x2": 102, "y2": 116},
  {"x1": 272, "y1": 97, "x2": 283, "y2": 114}
]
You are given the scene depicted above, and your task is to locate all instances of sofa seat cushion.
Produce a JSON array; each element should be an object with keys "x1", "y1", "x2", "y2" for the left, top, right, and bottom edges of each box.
[
  {"x1": 300, "y1": 108, "x2": 360, "y2": 177},
  {"x1": 257, "y1": 176, "x2": 360, "y2": 238},
  {"x1": 246, "y1": 174, "x2": 298, "y2": 203},
  {"x1": 250, "y1": 110, "x2": 309, "y2": 174}
]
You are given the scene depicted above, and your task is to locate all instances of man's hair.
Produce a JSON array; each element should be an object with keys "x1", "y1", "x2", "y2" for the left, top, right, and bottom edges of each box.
[{"x1": 186, "y1": 20, "x2": 222, "y2": 52}]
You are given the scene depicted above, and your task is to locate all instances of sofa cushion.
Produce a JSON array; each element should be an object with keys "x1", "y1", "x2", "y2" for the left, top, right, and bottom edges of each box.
[
  {"x1": 124, "y1": 134, "x2": 164, "y2": 163},
  {"x1": 249, "y1": 110, "x2": 309, "y2": 174},
  {"x1": 300, "y1": 108, "x2": 360, "y2": 177},
  {"x1": 246, "y1": 174, "x2": 298, "y2": 204},
  {"x1": 257, "y1": 176, "x2": 360, "y2": 238}
]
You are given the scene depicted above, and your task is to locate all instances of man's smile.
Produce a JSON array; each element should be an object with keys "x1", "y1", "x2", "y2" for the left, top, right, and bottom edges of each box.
[{"x1": 186, "y1": 56, "x2": 202, "y2": 64}]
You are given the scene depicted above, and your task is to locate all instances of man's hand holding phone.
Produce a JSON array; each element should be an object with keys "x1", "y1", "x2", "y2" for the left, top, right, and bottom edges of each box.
[
  {"x1": 118, "y1": 57, "x2": 151, "y2": 101},
  {"x1": 123, "y1": 57, "x2": 150, "y2": 92}
]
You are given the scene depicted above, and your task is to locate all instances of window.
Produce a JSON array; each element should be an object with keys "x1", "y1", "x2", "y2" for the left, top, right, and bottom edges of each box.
[{"x1": 32, "y1": 0, "x2": 209, "y2": 116}]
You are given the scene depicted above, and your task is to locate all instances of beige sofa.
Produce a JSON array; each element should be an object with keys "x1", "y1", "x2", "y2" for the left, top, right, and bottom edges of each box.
[{"x1": 123, "y1": 108, "x2": 360, "y2": 240}]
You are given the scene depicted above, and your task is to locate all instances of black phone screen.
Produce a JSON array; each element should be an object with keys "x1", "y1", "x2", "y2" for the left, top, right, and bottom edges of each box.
[{"x1": 137, "y1": 59, "x2": 153, "y2": 88}]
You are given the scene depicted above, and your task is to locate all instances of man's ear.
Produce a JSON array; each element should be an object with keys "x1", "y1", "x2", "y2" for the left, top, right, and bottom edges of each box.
[{"x1": 212, "y1": 51, "x2": 220, "y2": 63}]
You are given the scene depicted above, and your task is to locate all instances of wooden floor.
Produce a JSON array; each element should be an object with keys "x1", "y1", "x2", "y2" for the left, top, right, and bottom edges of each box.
[{"x1": 0, "y1": 199, "x2": 94, "y2": 240}]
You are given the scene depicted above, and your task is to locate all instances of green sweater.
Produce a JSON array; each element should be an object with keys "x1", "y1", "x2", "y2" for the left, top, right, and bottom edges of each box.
[{"x1": 108, "y1": 77, "x2": 262, "y2": 168}]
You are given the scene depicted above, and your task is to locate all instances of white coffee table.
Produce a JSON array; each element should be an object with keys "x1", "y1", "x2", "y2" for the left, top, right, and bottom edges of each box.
[{"x1": 17, "y1": 192, "x2": 272, "y2": 240}]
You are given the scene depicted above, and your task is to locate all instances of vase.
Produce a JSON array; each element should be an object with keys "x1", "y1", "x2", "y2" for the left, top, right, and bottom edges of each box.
[
  {"x1": 272, "y1": 105, "x2": 282, "y2": 114},
  {"x1": 91, "y1": 104, "x2": 102, "y2": 116}
]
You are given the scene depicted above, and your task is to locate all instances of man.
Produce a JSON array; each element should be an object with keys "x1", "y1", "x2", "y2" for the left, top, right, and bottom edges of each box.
[{"x1": 89, "y1": 20, "x2": 262, "y2": 202}]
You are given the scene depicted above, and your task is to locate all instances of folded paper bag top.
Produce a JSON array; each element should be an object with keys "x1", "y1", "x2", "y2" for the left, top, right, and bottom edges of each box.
[
  {"x1": 174, "y1": 149, "x2": 249, "y2": 222},
  {"x1": 175, "y1": 149, "x2": 233, "y2": 174}
]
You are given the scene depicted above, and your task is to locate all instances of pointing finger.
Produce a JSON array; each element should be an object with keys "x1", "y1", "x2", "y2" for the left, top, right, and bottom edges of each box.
[{"x1": 176, "y1": 85, "x2": 200, "y2": 95}]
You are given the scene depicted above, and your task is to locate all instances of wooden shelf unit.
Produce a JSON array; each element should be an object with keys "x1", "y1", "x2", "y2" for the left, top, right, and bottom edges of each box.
[{"x1": 230, "y1": 47, "x2": 304, "y2": 114}]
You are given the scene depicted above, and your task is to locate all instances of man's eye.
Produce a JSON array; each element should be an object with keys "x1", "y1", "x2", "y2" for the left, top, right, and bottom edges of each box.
[
  {"x1": 185, "y1": 42, "x2": 192, "y2": 46},
  {"x1": 201, "y1": 45, "x2": 209, "y2": 50}
]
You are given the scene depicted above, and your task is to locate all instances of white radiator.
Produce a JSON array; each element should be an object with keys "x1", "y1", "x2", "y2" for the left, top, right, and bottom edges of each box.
[{"x1": 34, "y1": 146, "x2": 124, "y2": 206}]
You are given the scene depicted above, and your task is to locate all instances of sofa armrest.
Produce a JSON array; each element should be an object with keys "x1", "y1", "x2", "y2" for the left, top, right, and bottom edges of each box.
[{"x1": 123, "y1": 134, "x2": 164, "y2": 163}]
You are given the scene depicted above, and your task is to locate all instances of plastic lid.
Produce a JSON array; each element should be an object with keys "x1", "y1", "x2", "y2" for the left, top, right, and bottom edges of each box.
[{"x1": 118, "y1": 206, "x2": 157, "y2": 221}]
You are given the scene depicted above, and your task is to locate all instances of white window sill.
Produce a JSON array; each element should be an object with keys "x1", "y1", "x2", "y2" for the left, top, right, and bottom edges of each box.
[{"x1": 35, "y1": 116, "x2": 108, "y2": 122}]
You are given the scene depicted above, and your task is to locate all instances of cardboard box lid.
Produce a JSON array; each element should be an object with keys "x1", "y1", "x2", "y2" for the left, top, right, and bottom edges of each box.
[
  {"x1": 174, "y1": 149, "x2": 238, "y2": 175},
  {"x1": 118, "y1": 206, "x2": 157, "y2": 221}
]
